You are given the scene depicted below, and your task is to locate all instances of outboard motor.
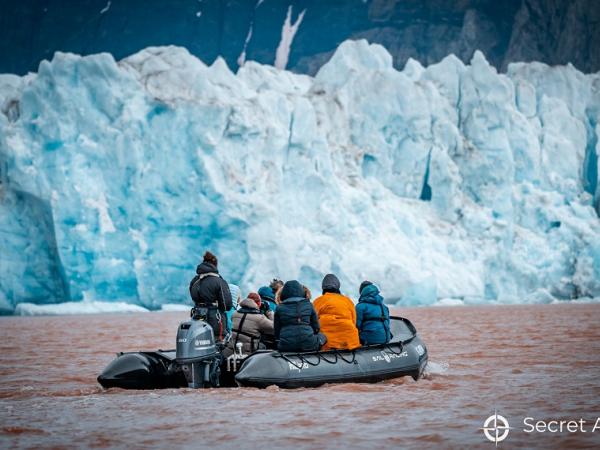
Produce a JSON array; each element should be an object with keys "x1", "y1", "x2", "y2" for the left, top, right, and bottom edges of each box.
[{"x1": 175, "y1": 307, "x2": 223, "y2": 388}]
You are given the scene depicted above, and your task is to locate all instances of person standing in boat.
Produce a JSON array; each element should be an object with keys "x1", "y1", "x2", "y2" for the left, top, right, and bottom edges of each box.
[
  {"x1": 355, "y1": 281, "x2": 391, "y2": 345},
  {"x1": 189, "y1": 251, "x2": 233, "y2": 342},
  {"x1": 313, "y1": 274, "x2": 360, "y2": 351},
  {"x1": 223, "y1": 292, "x2": 274, "y2": 357},
  {"x1": 274, "y1": 280, "x2": 326, "y2": 352}
]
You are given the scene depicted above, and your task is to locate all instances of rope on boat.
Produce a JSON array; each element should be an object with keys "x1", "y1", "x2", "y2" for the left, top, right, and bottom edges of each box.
[
  {"x1": 301, "y1": 354, "x2": 322, "y2": 367},
  {"x1": 336, "y1": 349, "x2": 357, "y2": 364},
  {"x1": 318, "y1": 352, "x2": 339, "y2": 364},
  {"x1": 278, "y1": 352, "x2": 339, "y2": 369},
  {"x1": 384, "y1": 342, "x2": 404, "y2": 355},
  {"x1": 276, "y1": 344, "x2": 401, "y2": 368}
]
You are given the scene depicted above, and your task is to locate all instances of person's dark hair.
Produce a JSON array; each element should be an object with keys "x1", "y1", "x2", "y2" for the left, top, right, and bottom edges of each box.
[
  {"x1": 203, "y1": 251, "x2": 218, "y2": 266},
  {"x1": 323, "y1": 287, "x2": 340, "y2": 294}
]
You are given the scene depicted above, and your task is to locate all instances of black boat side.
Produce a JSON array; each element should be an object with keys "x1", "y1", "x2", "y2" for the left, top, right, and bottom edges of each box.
[
  {"x1": 235, "y1": 337, "x2": 427, "y2": 388},
  {"x1": 97, "y1": 316, "x2": 427, "y2": 390},
  {"x1": 234, "y1": 317, "x2": 428, "y2": 388},
  {"x1": 97, "y1": 350, "x2": 187, "y2": 389}
]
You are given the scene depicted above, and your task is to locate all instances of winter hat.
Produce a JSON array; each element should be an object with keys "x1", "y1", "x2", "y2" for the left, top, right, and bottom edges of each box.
[
  {"x1": 247, "y1": 292, "x2": 261, "y2": 307},
  {"x1": 280, "y1": 280, "x2": 305, "y2": 301},
  {"x1": 322, "y1": 274, "x2": 341, "y2": 291},
  {"x1": 258, "y1": 286, "x2": 275, "y2": 301},
  {"x1": 359, "y1": 280, "x2": 373, "y2": 295},
  {"x1": 203, "y1": 251, "x2": 218, "y2": 266}
]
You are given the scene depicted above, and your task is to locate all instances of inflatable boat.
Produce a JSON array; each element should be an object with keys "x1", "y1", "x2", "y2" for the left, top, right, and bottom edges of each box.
[{"x1": 97, "y1": 313, "x2": 427, "y2": 390}]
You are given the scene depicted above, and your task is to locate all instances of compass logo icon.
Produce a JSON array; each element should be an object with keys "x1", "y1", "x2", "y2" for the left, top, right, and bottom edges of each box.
[{"x1": 481, "y1": 412, "x2": 510, "y2": 445}]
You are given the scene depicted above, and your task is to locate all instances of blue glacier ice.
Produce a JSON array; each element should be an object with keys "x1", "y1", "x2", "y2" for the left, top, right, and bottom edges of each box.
[{"x1": 0, "y1": 40, "x2": 599, "y2": 313}]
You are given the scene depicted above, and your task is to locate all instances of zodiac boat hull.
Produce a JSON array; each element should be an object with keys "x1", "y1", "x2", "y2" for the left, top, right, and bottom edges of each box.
[
  {"x1": 97, "y1": 317, "x2": 427, "y2": 389},
  {"x1": 235, "y1": 317, "x2": 427, "y2": 389}
]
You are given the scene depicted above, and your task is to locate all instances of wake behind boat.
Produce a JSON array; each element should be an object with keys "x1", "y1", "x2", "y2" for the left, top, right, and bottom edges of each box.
[{"x1": 97, "y1": 315, "x2": 427, "y2": 389}]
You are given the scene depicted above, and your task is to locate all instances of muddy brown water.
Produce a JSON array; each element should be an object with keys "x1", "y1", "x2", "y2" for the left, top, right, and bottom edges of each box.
[{"x1": 1, "y1": 303, "x2": 600, "y2": 449}]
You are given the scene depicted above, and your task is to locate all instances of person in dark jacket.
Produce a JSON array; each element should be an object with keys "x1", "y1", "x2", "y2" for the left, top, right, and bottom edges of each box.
[
  {"x1": 189, "y1": 251, "x2": 232, "y2": 342},
  {"x1": 273, "y1": 280, "x2": 326, "y2": 353},
  {"x1": 355, "y1": 281, "x2": 391, "y2": 345}
]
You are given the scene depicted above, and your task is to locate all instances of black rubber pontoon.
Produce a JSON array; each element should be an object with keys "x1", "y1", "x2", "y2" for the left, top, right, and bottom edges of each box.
[
  {"x1": 97, "y1": 350, "x2": 186, "y2": 389},
  {"x1": 97, "y1": 316, "x2": 427, "y2": 390},
  {"x1": 234, "y1": 316, "x2": 427, "y2": 388}
]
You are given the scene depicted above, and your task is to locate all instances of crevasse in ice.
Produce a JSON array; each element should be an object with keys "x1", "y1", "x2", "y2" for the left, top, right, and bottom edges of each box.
[{"x1": 0, "y1": 40, "x2": 599, "y2": 312}]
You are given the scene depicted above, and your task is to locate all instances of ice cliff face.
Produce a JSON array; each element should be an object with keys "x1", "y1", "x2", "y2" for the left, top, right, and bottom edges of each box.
[{"x1": 0, "y1": 40, "x2": 599, "y2": 312}]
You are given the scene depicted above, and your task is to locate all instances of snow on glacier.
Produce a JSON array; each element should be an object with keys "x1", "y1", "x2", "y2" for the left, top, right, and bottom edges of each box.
[
  {"x1": 274, "y1": 5, "x2": 306, "y2": 70},
  {"x1": 0, "y1": 40, "x2": 599, "y2": 313},
  {"x1": 14, "y1": 300, "x2": 149, "y2": 316}
]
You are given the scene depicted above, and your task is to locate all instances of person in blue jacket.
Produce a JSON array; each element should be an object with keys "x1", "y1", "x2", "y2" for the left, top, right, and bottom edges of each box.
[
  {"x1": 258, "y1": 286, "x2": 278, "y2": 312},
  {"x1": 355, "y1": 281, "x2": 391, "y2": 345}
]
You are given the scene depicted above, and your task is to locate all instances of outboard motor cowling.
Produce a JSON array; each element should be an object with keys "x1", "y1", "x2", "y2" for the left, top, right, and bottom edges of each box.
[
  {"x1": 176, "y1": 320, "x2": 217, "y2": 360},
  {"x1": 175, "y1": 311, "x2": 221, "y2": 388}
]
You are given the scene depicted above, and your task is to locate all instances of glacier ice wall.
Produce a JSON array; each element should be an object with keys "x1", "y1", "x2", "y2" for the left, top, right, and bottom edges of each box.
[{"x1": 0, "y1": 40, "x2": 599, "y2": 311}]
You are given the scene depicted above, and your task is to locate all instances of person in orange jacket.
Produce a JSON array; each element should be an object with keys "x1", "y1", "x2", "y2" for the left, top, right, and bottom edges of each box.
[{"x1": 313, "y1": 274, "x2": 361, "y2": 351}]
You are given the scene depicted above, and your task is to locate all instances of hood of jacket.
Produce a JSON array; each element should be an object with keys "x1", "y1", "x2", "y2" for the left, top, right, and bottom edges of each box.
[
  {"x1": 196, "y1": 261, "x2": 218, "y2": 275},
  {"x1": 239, "y1": 297, "x2": 260, "y2": 310},
  {"x1": 258, "y1": 286, "x2": 275, "y2": 301},
  {"x1": 359, "y1": 284, "x2": 384, "y2": 305},
  {"x1": 321, "y1": 273, "x2": 341, "y2": 291},
  {"x1": 280, "y1": 280, "x2": 305, "y2": 301}
]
